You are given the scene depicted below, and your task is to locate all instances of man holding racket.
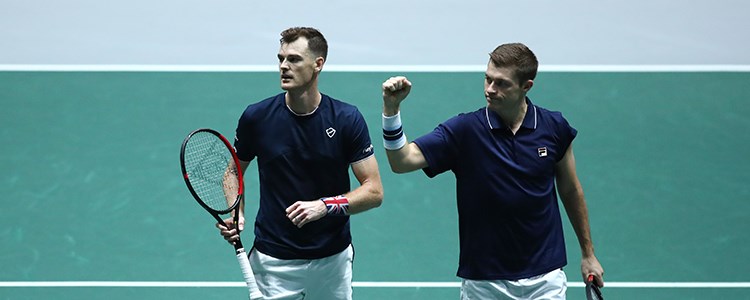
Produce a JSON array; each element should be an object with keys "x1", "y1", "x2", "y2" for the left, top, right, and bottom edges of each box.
[
  {"x1": 217, "y1": 27, "x2": 384, "y2": 299},
  {"x1": 380, "y1": 43, "x2": 604, "y2": 299}
]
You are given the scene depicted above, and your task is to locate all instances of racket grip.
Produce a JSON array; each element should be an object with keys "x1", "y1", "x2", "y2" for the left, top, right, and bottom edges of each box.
[{"x1": 236, "y1": 248, "x2": 263, "y2": 300}]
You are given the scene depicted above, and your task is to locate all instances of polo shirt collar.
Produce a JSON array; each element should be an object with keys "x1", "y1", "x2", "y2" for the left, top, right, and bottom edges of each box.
[{"x1": 485, "y1": 97, "x2": 538, "y2": 131}]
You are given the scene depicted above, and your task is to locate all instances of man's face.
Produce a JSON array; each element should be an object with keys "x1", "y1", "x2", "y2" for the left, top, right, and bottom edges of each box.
[
  {"x1": 277, "y1": 37, "x2": 321, "y2": 91},
  {"x1": 484, "y1": 62, "x2": 531, "y2": 110}
]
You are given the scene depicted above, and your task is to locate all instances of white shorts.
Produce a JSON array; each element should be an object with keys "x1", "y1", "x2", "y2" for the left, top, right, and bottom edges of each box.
[
  {"x1": 248, "y1": 245, "x2": 354, "y2": 300},
  {"x1": 460, "y1": 268, "x2": 568, "y2": 300}
]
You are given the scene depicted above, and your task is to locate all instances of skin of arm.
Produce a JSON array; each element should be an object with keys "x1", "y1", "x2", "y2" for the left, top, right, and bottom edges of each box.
[
  {"x1": 222, "y1": 160, "x2": 242, "y2": 212},
  {"x1": 217, "y1": 160, "x2": 250, "y2": 244},
  {"x1": 555, "y1": 144, "x2": 605, "y2": 287},
  {"x1": 381, "y1": 76, "x2": 428, "y2": 174},
  {"x1": 285, "y1": 155, "x2": 384, "y2": 228}
]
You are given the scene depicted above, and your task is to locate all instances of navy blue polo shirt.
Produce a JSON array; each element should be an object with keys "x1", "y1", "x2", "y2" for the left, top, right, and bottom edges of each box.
[
  {"x1": 413, "y1": 98, "x2": 577, "y2": 280},
  {"x1": 233, "y1": 93, "x2": 374, "y2": 259}
]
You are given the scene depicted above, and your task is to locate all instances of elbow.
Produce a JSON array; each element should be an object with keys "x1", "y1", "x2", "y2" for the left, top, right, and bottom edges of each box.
[
  {"x1": 372, "y1": 187, "x2": 384, "y2": 208},
  {"x1": 372, "y1": 197, "x2": 383, "y2": 209},
  {"x1": 363, "y1": 180, "x2": 384, "y2": 209},
  {"x1": 559, "y1": 187, "x2": 585, "y2": 204},
  {"x1": 389, "y1": 164, "x2": 411, "y2": 174},
  {"x1": 386, "y1": 150, "x2": 419, "y2": 174}
]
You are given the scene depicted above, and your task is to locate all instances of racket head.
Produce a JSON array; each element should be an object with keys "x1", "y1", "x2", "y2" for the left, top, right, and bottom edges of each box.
[
  {"x1": 586, "y1": 275, "x2": 603, "y2": 300},
  {"x1": 180, "y1": 128, "x2": 244, "y2": 215}
]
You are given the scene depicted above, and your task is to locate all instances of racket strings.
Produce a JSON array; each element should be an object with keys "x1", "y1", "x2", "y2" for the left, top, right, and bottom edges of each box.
[{"x1": 184, "y1": 132, "x2": 240, "y2": 212}]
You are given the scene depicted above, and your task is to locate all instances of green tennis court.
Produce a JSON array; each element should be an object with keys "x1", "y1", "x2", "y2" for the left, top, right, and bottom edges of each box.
[{"x1": 1, "y1": 71, "x2": 749, "y2": 299}]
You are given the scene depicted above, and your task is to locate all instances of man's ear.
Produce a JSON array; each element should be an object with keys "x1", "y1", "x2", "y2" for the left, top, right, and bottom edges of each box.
[
  {"x1": 315, "y1": 57, "x2": 325, "y2": 72},
  {"x1": 523, "y1": 79, "x2": 534, "y2": 91}
]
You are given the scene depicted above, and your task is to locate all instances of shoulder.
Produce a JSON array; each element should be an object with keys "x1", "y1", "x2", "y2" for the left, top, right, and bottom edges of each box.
[
  {"x1": 324, "y1": 94, "x2": 361, "y2": 114},
  {"x1": 531, "y1": 103, "x2": 577, "y2": 143},
  {"x1": 240, "y1": 93, "x2": 284, "y2": 121},
  {"x1": 323, "y1": 94, "x2": 365, "y2": 123},
  {"x1": 442, "y1": 107, "x2": 487, "y2": 129},
  {"x1": 535, "y1": 104, "x2": 564, "y2": 119},
  {"x1": 533, "y1": 103, "x2": 571, "y2": 127}
]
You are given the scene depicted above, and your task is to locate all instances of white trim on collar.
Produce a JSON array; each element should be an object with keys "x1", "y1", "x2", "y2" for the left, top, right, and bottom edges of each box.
[
  {"x1": 485, "y1": 105, "x2": 538, "y2": 130},
  {"x1": 286, "y1": 103, "x2": 319, "y2": 116},
  {"x1": 485, "y1": 106, "x2": 493, "y2": 130}
]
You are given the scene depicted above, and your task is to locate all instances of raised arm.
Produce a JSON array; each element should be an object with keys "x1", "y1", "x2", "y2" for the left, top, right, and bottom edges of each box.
[
  {"x1": 381, "y1": 76, "x2": 428, "y2": 173},
  {"x1": 555, "y1": 144, "x2": 605, "y2": 287}
]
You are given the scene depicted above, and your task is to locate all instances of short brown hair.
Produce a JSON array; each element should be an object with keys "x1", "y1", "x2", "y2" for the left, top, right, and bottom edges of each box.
[
  {"x1": 280, "y1": 27, "x2": 328, "y2": 60},
  {"x1": 489, "y1": 43, "x2": 538, "y2": 84}
]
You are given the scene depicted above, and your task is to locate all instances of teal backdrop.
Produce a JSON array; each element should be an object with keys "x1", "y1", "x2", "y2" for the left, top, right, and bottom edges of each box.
[{"x1": 1, "y1": 71, "x2": 749, "y2": 299}]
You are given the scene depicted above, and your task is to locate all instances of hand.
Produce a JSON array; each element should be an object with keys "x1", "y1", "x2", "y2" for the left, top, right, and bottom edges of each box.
[
  {"x1": 286, "y1": 200, "x2": 327, "y2": 228},
  {"x1": 382, "y1": 76, "x2": 412, "y2": 115},
  {"x1": 216, "y1": 215, "x2": 244, "y2": 245},
  {"x1": 581, "y1": 255, "x2": 605, "y2": 287}
]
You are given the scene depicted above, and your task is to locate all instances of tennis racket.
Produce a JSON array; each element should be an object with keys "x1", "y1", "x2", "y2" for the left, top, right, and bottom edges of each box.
[
  {"x1": 585, "y1": 275, "x2": 603, "y2": 300},
  {"x1": 180, "y1": 128, "x2": 263, "y2": 300}
]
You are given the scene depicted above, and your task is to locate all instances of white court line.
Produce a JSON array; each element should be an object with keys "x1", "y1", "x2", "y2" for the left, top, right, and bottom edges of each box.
[
  {"x1": 1, "y1": 281, "x2": 749, "y2": 288},
  {"x1": 1, "y1": 64, "x2": 750, "y2": 72}
]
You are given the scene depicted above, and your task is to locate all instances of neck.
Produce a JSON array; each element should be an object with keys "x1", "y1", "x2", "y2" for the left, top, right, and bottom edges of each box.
[
  {"x1": 285, "y1": 87, "x2": 321, "y2": 116},
  {"x1": 492, "y1": 98, "x2": 527, "y2": 133}
]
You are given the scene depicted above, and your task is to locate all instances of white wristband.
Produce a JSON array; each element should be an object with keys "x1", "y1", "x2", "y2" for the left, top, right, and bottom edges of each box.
[
  {"x1": 382, "y1": 112, "x2": 402, "y2": 130},
  {"x1": 383, "y1": 112, "x2": 407, "y2": 150}
]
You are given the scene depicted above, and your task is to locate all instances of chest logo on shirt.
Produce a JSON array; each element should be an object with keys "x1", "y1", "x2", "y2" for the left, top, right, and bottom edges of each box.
[
  {"x1": 326, "y1": 127, "x2": 336, "y2": 138},
  {"x1": 538, "y1": 147, "x2": 548, "y2": 157}
]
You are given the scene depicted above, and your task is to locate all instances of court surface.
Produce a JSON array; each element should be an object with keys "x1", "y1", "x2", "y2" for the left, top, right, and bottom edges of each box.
[{"x1": 1, "y1": 70, "x2": 749, "y2": 299}]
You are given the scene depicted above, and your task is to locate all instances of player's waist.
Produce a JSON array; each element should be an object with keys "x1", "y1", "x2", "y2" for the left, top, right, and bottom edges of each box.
[{"x1": 253, "y1": 236, "x2": 352, "y2": 260}]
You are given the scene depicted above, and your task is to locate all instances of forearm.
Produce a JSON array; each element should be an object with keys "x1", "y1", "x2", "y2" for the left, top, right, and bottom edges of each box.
[
  {"x1": 342, "y1": 178, "x2": 383, "y2": 214},
  {"x1": 329, "y1": 156, "x2": 383, "y2": 215},
  {"x1": 562, "y1": 189, "x2": 605, "y2": 284},
  {"x1": 381, "y1": 76, "x2": 425, "y2": 173},
  {"x1": 383, "y1": 102, "x2": 400, "y2": 116},
  {"x1": 382, "y1": 108, "x2": 427, "y2": 173},
  {"x1": 223, "y1": 166, "x2": 242, "y2": 216},
  {"x1": 560, "y1": 189, "x2": 595, "y2": 257},
  {"x1": 235, "y1": 160, "x2": 250, "y2": 219}
]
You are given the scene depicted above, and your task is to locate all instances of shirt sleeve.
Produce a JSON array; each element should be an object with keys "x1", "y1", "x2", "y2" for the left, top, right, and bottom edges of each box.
[
  {"x1": 552, "y1": 112, "x2": 577, "y2": 162},
  {"x1": 345, "y1": 108, "x2": 374, "y2": 163},
  {"x1": 413, "y1": 115, "x2": 464, "y2": 178},
  {"x1": 233, "y1": 106, "x2": 257, "y2": 162}
]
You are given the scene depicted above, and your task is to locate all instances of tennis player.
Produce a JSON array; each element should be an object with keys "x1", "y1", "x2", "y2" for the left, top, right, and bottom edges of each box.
[
  {"x1": 380, "y1": 43, "x2": 604, "y2": 299},
  {"x1": 217, "y1": 27, "x2": 384, "y2": 299}
]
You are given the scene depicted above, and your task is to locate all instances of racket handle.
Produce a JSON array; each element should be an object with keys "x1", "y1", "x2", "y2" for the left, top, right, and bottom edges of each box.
[{"x1": 236, "y1": 249, "x2": 263, "y2": 300}]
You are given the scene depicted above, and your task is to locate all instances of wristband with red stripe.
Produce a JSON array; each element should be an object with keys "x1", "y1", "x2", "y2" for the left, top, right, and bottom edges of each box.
[{"x1": 321, "y1": 195, "x2": 350, "y2": 216}]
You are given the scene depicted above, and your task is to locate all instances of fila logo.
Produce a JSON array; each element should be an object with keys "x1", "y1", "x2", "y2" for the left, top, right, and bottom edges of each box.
[
  {"x1": 326, "y1": 127, "x2": 336, "y2": 138},
  {"x1": 538, "y1": 147, "x2": 548, "y2": 157}
]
